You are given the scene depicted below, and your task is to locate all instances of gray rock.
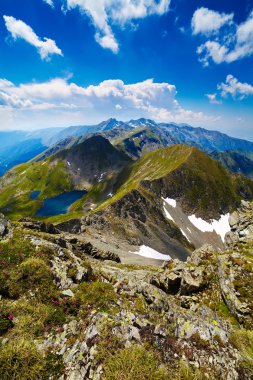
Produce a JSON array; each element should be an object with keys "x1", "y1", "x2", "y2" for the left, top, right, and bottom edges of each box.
[{"x1": 61, "y1": 289, "x2": 74, "y2": 297}]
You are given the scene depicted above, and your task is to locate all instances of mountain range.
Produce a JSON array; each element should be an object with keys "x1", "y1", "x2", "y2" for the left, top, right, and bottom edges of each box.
[
  {"x1": 1, "y1": 118, "x2": 253, "y2": 178},
  {"x1": 1, "y1": 130, "x2": 253, "y2": 260}
]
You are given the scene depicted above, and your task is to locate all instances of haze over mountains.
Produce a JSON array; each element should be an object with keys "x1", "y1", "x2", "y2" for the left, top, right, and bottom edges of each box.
[{"x1": 1, "y1": 118, "x2": 253, "y2": 178}]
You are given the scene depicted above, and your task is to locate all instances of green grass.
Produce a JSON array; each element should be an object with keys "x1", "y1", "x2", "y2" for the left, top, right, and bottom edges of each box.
[
  {"x1": 0, "y1": 157, "x2": 73, "y2": 220},
  {"x1": 102, "y1": 345, "x2": 169, "y2": 380},
  {"x1": 1, "y1": 143, "x2": 253, "y2": 222},
  {"x1": 75, "y1": 282, "x2": 117, "y2": 315},
  {"x1": 95, "y1": 144, "x2": 193, "y2": 212},
  {"x1": 230, "y1": 328, "x2": 253, "y2": 376}
]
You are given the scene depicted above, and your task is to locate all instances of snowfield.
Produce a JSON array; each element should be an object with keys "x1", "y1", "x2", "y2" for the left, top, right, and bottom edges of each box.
[
  {"x1": 131, "y1": 245, "x2": 171, "y2": 261},
  {"x1": 188, "y1": 214, "x2": 230, "y2": 242},
  {"x1": 180, "y1": 228, "x2": 190, "y2": 242},
  {"x1": 163, "y1": 197, "x2": 177, "y2": 208},
  {"x1": 163, "y1": 206, "x2": 175, "y2": 222}
]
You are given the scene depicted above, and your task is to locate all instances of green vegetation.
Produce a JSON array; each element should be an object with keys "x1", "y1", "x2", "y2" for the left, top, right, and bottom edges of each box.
[
  {"x1": 0, "y1": 157, "x2": 73, "y2": 219},
  {"x1": 230, "y1": 328, "x2": 253, "y2": 376},
  {"x1": 102, "y1": 345, "x2": 169, "y2": 380},
  {"x1": 0, "y1": 141, "x2": 253, "y2": 223},
  {"x1": 76, "y1": 282, "x2": 117, "y2": 314},
  {"x1": 0, "y1": 339, "x2": 64, "y2": 380}
]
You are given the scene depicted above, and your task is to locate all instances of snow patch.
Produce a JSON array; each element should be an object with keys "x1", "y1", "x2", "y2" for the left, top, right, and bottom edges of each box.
[
  {"x1": 188, "y1": 214, "x2": 230, "y2": 242},
  {"x1": 131, "y1": 245, "x2": 171, "y2": 261},
  {"x1": 163, "y1": 197, "x2": 177, "y2": 208},
  {"x1": 163, "y1": 205, "x2": 174, "y2": 222},
  {"x1": 180, "y1": 228, "x2": 190, "y2": 242}
]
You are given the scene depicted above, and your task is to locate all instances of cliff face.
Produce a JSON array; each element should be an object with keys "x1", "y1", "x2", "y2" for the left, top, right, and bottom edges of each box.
[{"x1": 0, "y1": 201, "x2": 252, "y2": 379}]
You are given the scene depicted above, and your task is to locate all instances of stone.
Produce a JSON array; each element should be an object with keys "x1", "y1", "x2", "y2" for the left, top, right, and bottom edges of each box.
[
  {"x1": 0, "y1": 214, "x2": 9, "y2": 237},
  {"x1": 61, "y1": 289, "x2": 74, "y2": 297}
]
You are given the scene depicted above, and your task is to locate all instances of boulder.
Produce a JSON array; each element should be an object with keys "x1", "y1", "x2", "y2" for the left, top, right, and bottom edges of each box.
[{"x1": 0, "y1": 214, "x2": 9, "y2": 237}]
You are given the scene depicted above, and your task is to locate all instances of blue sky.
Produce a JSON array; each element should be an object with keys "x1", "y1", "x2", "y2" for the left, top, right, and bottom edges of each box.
[{"x1": 0, "y1": 0, "x2": 253, "y2": 140}]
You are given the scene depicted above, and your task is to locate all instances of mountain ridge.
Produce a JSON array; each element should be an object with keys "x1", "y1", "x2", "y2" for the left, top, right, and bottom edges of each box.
[{"x1": 1, "y1": 118, "x2": 253, "y2": 177}]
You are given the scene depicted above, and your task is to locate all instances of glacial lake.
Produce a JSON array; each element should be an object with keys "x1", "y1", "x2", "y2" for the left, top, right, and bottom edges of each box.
[
  {"x1": 30, "y1": 190, "x2": 41, "y2": 200},
  {"x1": 36, "y1": 190, "x2": 87, "y2": 217}
]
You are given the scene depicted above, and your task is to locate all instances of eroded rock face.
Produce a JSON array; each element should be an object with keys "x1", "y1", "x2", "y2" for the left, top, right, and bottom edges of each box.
[
  {"x1": 225, "y1": 200, "x2": 253, "y2": 248},
  {"x1": 19, "y1": 218, "x2": 60, "y2": 234},
  {"x1": 73, "y1": 241, "x2": 121, "y2": 263},
  {"x1": 151, "y1": 244, "x2": 216, "y2": 295},
  {"x1": 218, "y1": 253, "x2": 253, "y2": 326}
]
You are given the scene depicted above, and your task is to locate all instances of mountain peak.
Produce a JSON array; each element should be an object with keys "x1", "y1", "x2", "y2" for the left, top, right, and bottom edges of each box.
[
  {"x1": 97, "y1": 118, "x2": 124, "y2": 131},
  {"x1": 128, "y1": 118, "x2": 157, "y2": 128}
]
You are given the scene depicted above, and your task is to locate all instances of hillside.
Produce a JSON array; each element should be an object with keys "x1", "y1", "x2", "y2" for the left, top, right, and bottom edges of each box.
[
  {"x1": 0, "y1": 136, "x2": 131, "y2": 220},
  {"x1": 95, "y1": 145, "x2": 253, "y2": 218},
  {"x1": 210, "y1": 150, "x2": 253, "y2": 179},
  {"x1": 0, "y1": 140, "x2": 253, "y2": 260},
  {"x1": 0, "y1": 201, "x2": 252, "y2": 380}
]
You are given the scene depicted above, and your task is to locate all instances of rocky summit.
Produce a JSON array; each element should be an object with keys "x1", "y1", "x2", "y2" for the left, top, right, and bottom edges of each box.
[{"x1": 0, "y1": 199, "x2": 252, "y2": 379}]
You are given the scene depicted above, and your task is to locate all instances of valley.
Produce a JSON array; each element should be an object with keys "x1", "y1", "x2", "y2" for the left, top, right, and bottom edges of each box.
[{"x1": 0, "y1": 118, "x2": 252, "y2": 380}]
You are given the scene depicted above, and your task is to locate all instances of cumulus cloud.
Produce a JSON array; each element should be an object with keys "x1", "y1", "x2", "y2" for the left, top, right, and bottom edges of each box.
[
  {"x1": 0, "y1": 76, "x2": 217, "y2": 129},
  {"x1": 218, "y1": 75, "x2": 253, "y2": 99},
  {"x1": 192, "y1": 9, "x2": 253, "y2": 65},
  {"x1": 64, "y1": 0, "x2": 171, "y2": 53},
  {"x1": 3, "y1": 15, "x2": 63, "y2": 60},
  {"x1": 192, "y1": 7, "x2": 233, "y2": 36}
]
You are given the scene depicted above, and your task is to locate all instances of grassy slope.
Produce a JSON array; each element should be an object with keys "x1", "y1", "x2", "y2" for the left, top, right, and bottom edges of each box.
[
  {"x1": 94, "y1": 145, "x2": 253, "y2": 219},
  {"x1": 94, "y1": 145, "x2": 193, "y2": 212},
  {"x1": 1, "y1": 143, "x2": 252, "y2": 223},
  {"x1": 0, "y1": 157, "x2": 74, "y2": 220}
]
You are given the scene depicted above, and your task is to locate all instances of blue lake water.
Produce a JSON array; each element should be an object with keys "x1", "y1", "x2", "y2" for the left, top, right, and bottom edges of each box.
[
  {"x1": 30, "y1": 191, "x2": 41, "y2": 200},
  {"x1": 36, "y1": 190, "x2": 87, "y2": 217}
]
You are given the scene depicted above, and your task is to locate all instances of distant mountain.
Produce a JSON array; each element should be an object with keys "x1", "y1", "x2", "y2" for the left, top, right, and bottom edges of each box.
[
  {"x1": 1, "y1": 137, "x2": 253, "y2": 259},
  {"x1": 0, "y1": 128, "x2": 63, "y2": 176},
  {"x1": 1, "y1": 118, "x2": 253, "y2": 177},
  {"x1": 210, "y1": 151, "x2": 253, "y2": 179}
]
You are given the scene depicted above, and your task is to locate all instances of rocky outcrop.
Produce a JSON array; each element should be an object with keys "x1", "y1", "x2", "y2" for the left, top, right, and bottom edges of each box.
[
  {"x1": 73, "y1": 241, "x2": 121, "y2": 263},
  {"x1": 57, "y1": 218, "x2": 83, "y2": 234},
  {"x1": 0, "y1": 214, "x2": 11, "y2": 238},
  {"x1": 0, "y1": 213, "x2": 252, "y2": 380},
  {"x1": 19, "y1": 218, "x2": 60, "y2": 234},
  {"x1": 151, "y1": 244, "x2": 216, "y2": 295},
  {"x1": 225, "y1": 200, "x2": 253, "y2": 248},
  {"x1": 218, "y1": 253, "x2": 253, "y2": 326}
]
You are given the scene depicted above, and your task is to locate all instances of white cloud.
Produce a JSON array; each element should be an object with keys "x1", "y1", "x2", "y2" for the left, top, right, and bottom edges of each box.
[
  {"x1": 0, "y1": 76, "x2": 217, "y2": 129},
  {"x1": 43, "y1": 0, "x2": 54, "y2": 7},
  {"x1": 218, "y1": 75, "x2": 253, "y2": 100},
  {"x1": 3, "y1": 15, "x2": 62, "y2": 60},
  {"x1": 192, "y1": 7, "x2": 233, "y2": 36},
  {"x1": 64, "y1": 0, "x2": 171, "y2": 53},
  {"x1": 193, "y1": 9, "x2": 253, "y2": 65},
  {"x1": 205, "y1": 93, "x2": 222, "y2": 105}
]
